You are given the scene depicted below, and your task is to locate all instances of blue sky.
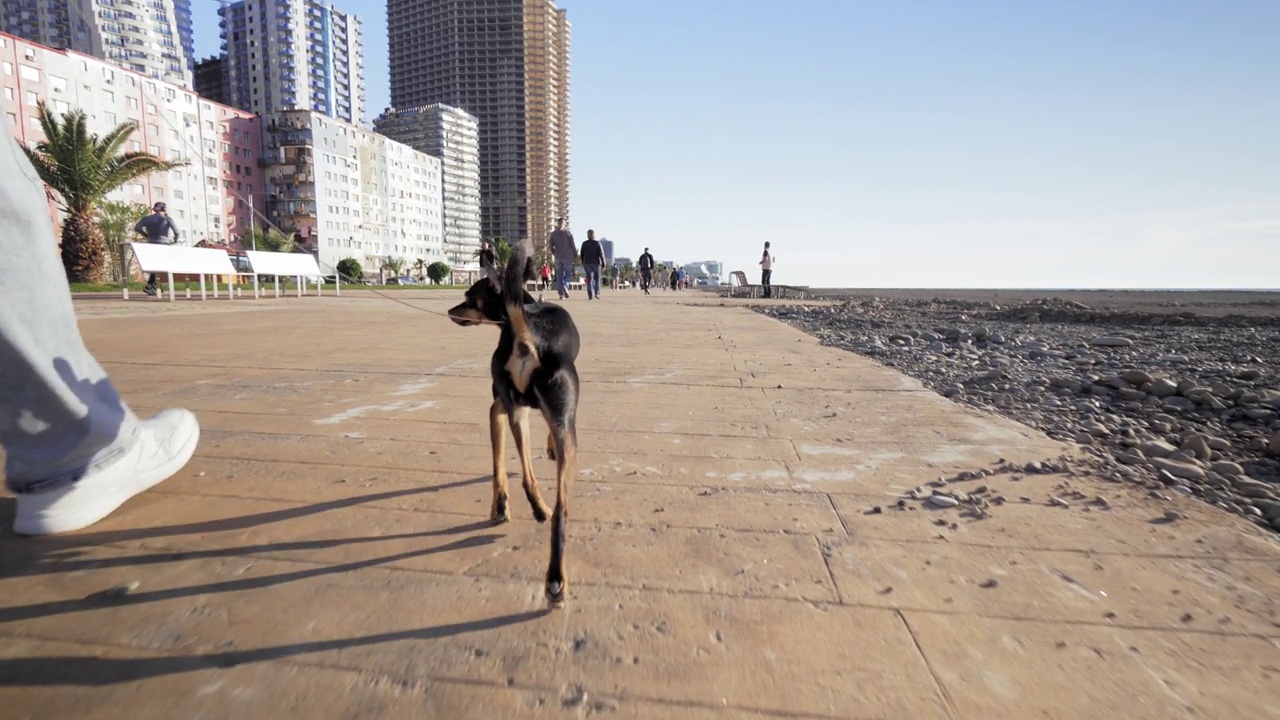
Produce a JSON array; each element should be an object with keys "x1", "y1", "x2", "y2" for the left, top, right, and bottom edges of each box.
[{"x1": 193, "y1": 0, "x2": 1279, "y2": 289}]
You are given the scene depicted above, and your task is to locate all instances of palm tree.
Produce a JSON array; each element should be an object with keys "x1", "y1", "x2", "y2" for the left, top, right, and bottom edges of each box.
[
  {"x1": 474, "y1": 238, "x2": 513, "y2": 269},
  {"x1": 21, "y1": 102, "x2": 185, "y2": 282},
  {"x1": 412, "y1": 257, "x2": 427, "y2": 280}
]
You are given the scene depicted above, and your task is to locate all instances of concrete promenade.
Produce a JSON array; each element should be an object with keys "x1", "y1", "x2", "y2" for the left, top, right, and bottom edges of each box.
[{"x1": 1, "y1": 289, "x2": 1278, "y2": 719}]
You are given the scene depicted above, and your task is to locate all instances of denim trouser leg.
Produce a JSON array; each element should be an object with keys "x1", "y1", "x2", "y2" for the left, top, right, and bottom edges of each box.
[
  {"x1": 0, "y1": 126, "x2": 140, "y2": 494},
  {"x1": 584, "y1": 266, "x2": 600, "y2": 298},
  {"x1": 556, "y1": 259, "x2": 572, "y2": 297}
]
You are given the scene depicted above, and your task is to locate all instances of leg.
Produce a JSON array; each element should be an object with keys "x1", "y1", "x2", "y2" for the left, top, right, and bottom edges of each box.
[
  {"x1": 0, "y1": 126, "x2": 198, "y2": 535},
  {"x1": 508, "y1": 406, "x2": 552, "y2": 522},
  {"x1": 536, "y1": 367, "x2": 579, "y2": 608},
  {"x1": 545, "y1": 430, "x2": 556, "y2": 460},
  {"x1": 489, "y1": 399, "x2": 511, "y2": 524}
]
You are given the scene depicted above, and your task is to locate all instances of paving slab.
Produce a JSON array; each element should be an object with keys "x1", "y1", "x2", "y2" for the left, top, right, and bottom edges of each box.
[{"x1": 0, "y1": 290, "x2": 1278, "y2": 719}]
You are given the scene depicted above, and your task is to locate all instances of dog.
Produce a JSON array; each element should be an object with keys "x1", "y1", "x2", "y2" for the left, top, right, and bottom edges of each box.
[{"x1": 447, "y1": 239, "x2": 581, "y2": 608}]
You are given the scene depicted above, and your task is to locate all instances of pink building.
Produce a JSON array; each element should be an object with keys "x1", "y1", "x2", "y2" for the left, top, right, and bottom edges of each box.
[{"x1": 0, "y1": 32, "x2": 263, "y2": 248}]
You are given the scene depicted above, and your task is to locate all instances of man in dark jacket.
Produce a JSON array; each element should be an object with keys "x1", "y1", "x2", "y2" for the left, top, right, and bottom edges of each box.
[
  {"x1": 133, "y1": 202, "x2": 180, "y2": 296},
  {"x1": 579, "y1": 229, "x2": 604, "y2": 300},
  {"x1": 637, "y1": 247, "x2": 655, "y2": 295},
  {"x1": 547, "y1": 217, "x2": 576, "y2": 299}
]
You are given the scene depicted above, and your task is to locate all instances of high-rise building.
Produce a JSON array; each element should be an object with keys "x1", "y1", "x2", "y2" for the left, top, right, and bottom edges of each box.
[
  {"x1": 1, "y1": 32, "x2": 263, "y2": 247},
  {"x1": 387, "y1": 0, "x2": 570, "y2": 251},
  {"x1": 599, "y1": 238, "x2": 613, "y2": 267},
  {"x1": 220, "y1": 0, "x2": 364, "y2": 124},
  {"x1": 1, "y1": 0, "x2": 195, "y2": 87},
  {"x1": 263, "y1": 109, "x2": 444, "y2": 276},
  {"x1": 374, "y1": 103, "x2": 481, "y2": 269},
  {"x1": 194, "y1": 56, "x2": 228, "y2": 106}
]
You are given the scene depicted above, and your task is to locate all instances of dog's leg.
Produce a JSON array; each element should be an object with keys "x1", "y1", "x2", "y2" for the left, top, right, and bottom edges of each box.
[
  {"x1": 545, "y1": 430, "x2": 556, "y2": 461},
  {"x1": 546, "y1": 423, "x2": 576, "y2": 608},
  {"x1": 489, "y1": 400, "x2": 511, "y2": 525},
  {"x1": 510, "y1": 406, "x2": 552, "y2": 522}
]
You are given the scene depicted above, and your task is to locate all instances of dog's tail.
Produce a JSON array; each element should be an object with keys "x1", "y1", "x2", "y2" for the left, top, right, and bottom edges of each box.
[{"x1": 503, "y1": 239, "x2": 540, "y2": 392}]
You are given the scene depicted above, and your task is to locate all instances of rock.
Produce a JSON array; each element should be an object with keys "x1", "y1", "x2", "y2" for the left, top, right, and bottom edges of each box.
[
  {"x1": 1270, "y1": 431, "x2": 1280, "y2": 456},
  {"x1": 1163, "y1": 510, "x2": 1182, "y2": 522},
  {"x1": 1137, "y1": 440, "x2": 1178, "y2": 458},
  {"x1": 1231, "y1": 478, "x2": 1276, "y2": 499},
  {"x1": 1148, "y1": 378, "x2": 1179, "y2": 398},
  {"x1": 1121, "y1": 370, "x2": 1154, "y2": 386},
  {"x1": 928, "y1": 495, "x2": 960, "y2": 508},
  {"x1": 1210, "y1": 461, "x2": 1244, "y2": 477},
  {"x1": 1148, "y1": 457, "x2": 1206, "y2": 481},
  {"x1": 1090, "y1": 336, "x2": 1133, "y2": 347},
  {"x1": 1250, "y1": 498, "x2": 1280, "y2": 522}
]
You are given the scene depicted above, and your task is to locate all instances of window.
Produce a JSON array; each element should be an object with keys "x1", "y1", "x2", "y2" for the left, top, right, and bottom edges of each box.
[
  {"x1": 2, "y1": 87, "x2": 11, "y2": 101},
  {"x1": 24, "y1": 91, "x2": 36, "y2": 106},
  {"x1": 5, "y1": 113, "x2": 15, "y2": 125},
  {"x1": 146, "y1": 103, "x2": 156, "y2": 114},
  {"x1": 2, "y1": 63, "x2": 11, "y2": 76},
  {"x1": 173, "y1": 189, "x2": 184, "y2": 200},
  {"x1": 149, "y1": 144, "x2": 160, "y2": 155},
  {"x1": 103, "y1": 90, "x2": 115, "y2": 103},
  {"x1": 129, "y1": 141, "x2": 141, "y2": 152},
  {"x1": 147, "y1": 123, "x2": 159, "y2": 136},
  {"x1": 104, "y1": 112, "x2": 117, "y2": 125},
  {"x1": 127, "y1": 97, "x2": 138, "y2": 110},
  {"x1": 19, "y1": 65, "x2": 39, "y2": 82},
  {"x1": 49, "y1": 75, "x2": 66, "y2": 93},
  {"x1": 54, "y1": 100, "x2": 68, "y2": 114}
]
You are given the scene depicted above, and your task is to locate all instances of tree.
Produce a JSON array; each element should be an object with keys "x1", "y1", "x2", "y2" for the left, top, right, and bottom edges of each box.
[
  {"x1": 426, "y1": 261, "x2": 451, "y2": 284},
  {"x1": 336, "y1": 257, "x2": 362, "y2": 283},
  {"x1": 21, "y1": 102, "x2": 185, "y2": 282},
  {"x1": 381, "y1": 255, "x2": 406, "y2": 280},
  {"x1": 97, "y1": 200, "x2": 148, "y2": 282},
  {"x1": 242, "y1": 226, "x2": 294, "y2": 253},
  {"x1": 412, "y1": 257, "x2": 427, "y2": 280}
]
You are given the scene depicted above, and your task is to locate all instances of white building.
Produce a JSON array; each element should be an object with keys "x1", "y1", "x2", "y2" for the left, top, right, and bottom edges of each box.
[
  {"x1": 374, "y1": 103, "x2": 480, "y2": 270},
  {"x1": 1, "y1": 32, "x2": 264, "y2": 247},
  {"x1": 263, "y1": 108, "x2": 443, "y2": 277},
  {"x1": 220, "y1": 0, "x2": 364, "y2": 125},
  {"x1": 1, "y1": 0, "x2": 195, "y2": 87}
]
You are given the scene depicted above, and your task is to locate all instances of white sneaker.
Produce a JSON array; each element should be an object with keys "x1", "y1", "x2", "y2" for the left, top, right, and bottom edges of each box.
[{"x1": 13, "y1": 409, "x2": 200, "y2": 535}]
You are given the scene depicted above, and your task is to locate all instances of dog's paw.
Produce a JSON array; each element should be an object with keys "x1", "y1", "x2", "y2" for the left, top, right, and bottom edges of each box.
[
  {"x1": 546, "y1": 446, "x2": 557, "y2": 461},
  {"x1": 545, "y1": 581, "x2": 567, "y2": 608},
  {"x1": 490, "y1": 494, "x2": 511, "y2": 525},
  {"x1": 532, "y1": 503, "x2": 551, "y2": 523}
]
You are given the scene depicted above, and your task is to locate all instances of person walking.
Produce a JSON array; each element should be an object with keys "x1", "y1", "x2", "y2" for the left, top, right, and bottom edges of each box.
[
  {"x1": 637, "y1": 247, "x2": 655, "y2": 295},
  {"x1": 579, "y1": 229, "x2": 604, "y2": 300},
  {"x1": 133, "y1": 202, "x2": 181, "y2": 296},
  {"x1": 547, "y1": 217, "x2": 576, "y2": 299},
  {"x1": 759, "y1": 241, "x2": 774, "y2": 299},
  {"x1": 540, "y1": 261, "x2": 552, "y2": 291},
  {"x1": 1, "y1": 123, "x2": 201, "y2": 535}
]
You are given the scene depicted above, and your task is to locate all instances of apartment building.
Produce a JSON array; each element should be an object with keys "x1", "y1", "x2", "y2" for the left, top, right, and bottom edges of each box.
[
  {"x1": 1, "y1": 0, "x2": 195, "y2": 87},
  {"x1": 193, "y1": 55, "x2": 228, "y2": 106},
  {"x1": 263, "y1": 108, "x2": 444, "y2": 276},
  {"x1": 0, "y1": 32, "x2": 263, "y2": 246},
  {"x1": 374, "y1": 103, "x2": 480, "y2": 269},
  {"x1": 386, "y1": 0, "x2": 570, "y2": 251},
  {"x1": 220, "y1": 0, "x2": 364, "y2": 124}
]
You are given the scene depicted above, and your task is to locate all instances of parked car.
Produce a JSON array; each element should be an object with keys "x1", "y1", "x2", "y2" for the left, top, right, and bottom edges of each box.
[{"x1": 387, "y1": 276, "x2": 420, "y2": 286}]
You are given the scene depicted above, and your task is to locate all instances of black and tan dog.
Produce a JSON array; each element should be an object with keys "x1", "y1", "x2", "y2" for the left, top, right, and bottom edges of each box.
[{"x1": 447, "y1": 239, "x2": 581, "y2": 608}]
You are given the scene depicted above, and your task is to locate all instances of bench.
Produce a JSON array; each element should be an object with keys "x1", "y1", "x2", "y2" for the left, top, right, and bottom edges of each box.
[
  {"x1": 244, "y1": 250, "x2": 329, "y2": 298},
  {"x1": 728, "y1": 270, "x2": 809, "y2": 300},
  {"x1": 129, "y1": 243, "x2": 238, "y2": 302}
]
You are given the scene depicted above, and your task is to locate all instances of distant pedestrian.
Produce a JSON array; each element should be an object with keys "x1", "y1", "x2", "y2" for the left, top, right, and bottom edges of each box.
[
  {"x1": 759, "y1": 241, "x2": 774, "y2": 299},
  {"x1": 540, "y1": 261, "x2": 552, "y2": 291},
  {"x1": 548, "y1": 217, "x2": 576, "y2": 299},
  {"x1": 580, "y1": 229, "x2": 603, "y2": 300},
  {"x1": 478, "y1": 239, "x2": 496, "y2": 284},
  {"x1": 669, "y1": 267, "x2": 679, "y2": 292},
  {"x1": 133, "y1": 202, "x2": 180, "y2": 296},
  {"x1": 638, "y1": 247, "x2": 655, "y2": 295}
]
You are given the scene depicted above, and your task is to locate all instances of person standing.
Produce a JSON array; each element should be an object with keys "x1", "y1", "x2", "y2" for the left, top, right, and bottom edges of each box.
[
  {"x1": 759, "y1": 241, "x2": 774, "y2": 299},
  {"x1": 540, "y1": 261, "x2": 552, "y2": 291},
  {"x1": 478, "y1": 239, "x2": 496, "y2": 284},
  {"x1": 579, "y1": 229, "x2": 604, "y2": 300},
  {"x1": 1, "y1": 122, "x2": 201, "y2": 535},
  {"x1": 547, "y1": 217, "x2": 576, "y2": 299},
  {"x1": 133, "y1": 202, "x2": 180, "y2": 296},
  {"x1": 638, "y1": 248, "x2": 655, "y2": 295}
]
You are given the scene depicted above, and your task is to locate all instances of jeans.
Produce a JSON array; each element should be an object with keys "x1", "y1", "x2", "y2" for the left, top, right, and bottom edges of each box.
[
  {"x1": 640, "y1": 269, "x2": 652, "y2": 293},
  {"x1": 0, "y1": 126, "x2": 140, "y2": 493},
  {"x1": 761, "y1": 269, "x2": 772, "y2": 298},
  {"x1": 555, "y1": 258, "x2": 573, "y2": 298},
  {"x1": 583, "y1": 265, "x2": 601, "y2": 298}
]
